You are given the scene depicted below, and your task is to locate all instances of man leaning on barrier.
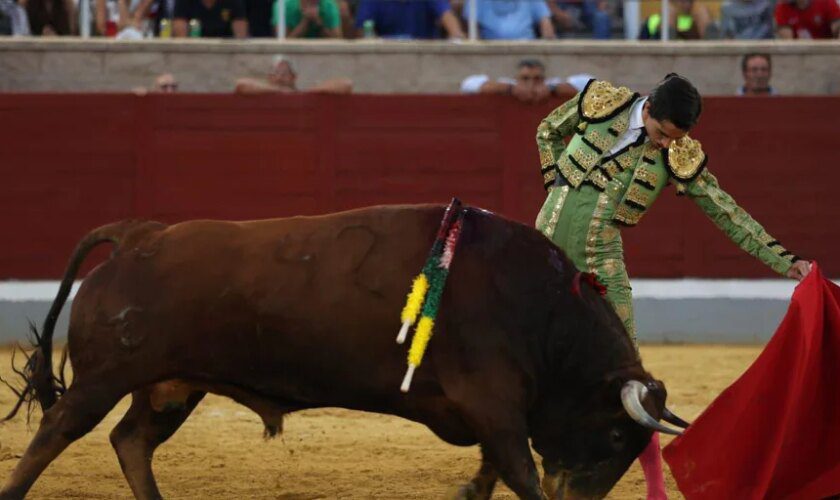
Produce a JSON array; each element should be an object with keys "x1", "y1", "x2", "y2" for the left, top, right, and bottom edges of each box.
[{"x1": 460, "y1": 59, "x2": 592, "y2": 105}]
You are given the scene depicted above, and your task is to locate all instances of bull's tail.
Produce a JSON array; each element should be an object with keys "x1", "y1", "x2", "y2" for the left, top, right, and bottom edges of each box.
[{"x1": 1, "y1": 220, "x2": 140, "y2": 421}]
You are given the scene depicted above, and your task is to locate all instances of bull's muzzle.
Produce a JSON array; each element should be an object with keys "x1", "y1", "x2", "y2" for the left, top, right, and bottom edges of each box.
[{"x1": 542, "y1": 470, "x2": 603, "y2": 500}]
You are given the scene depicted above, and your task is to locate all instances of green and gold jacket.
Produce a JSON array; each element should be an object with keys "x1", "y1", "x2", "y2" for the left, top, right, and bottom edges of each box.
[{"x1": 536, "y1": 79, "x2": 799, "y2": 276}]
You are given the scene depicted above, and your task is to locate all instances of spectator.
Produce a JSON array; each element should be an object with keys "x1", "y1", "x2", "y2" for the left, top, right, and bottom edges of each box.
[
  {"x1": 272, "y1": 0, "x2": 341, "y2": 37},
  {"x1": 0, "y1": 0, "x2": 31, "y2": 35},
  {"x1": 235, "y1": 56, "x2": 353, "y2": 94},
  {"x1": 134, "y1": 73, "x2": 180, "y2": 94},
  {"x1": 336, "y1": 0, "x2": 352, "y2": 38},
  {"x1": 125, "y1": 0, "x2": 175, "y2": 36},
  {"x1": 639, "y1": 0, "x2": 711, "y2": 39},
  {"x1": 246, "y1": 0, "x2": 273, "y2": 36},
  {"x1": 354, "y1": 0, "x2": 464, "y2": 39},
  {"x1": 737, "y1": 53, "x2": 776, "y2": 96},
  {"x1": 461, "y1": 59, "x2": 592, "y2": 104},
  {"x1": 720, "y1": 0, "x2": 774, "y2": 39},
  {"x1": 172, "y1": 0, "x2": 247, "y2": 37},
  {"x1": 550, "y1": 0, "x2": 612, "y2": 39},
  {"x1": 95, "y1": 0, "x2": 149, "y2": 37},
  {"x1": 25, "y1": 0, "x2": 73, "y2": 34},
  {"x1": 775, "y1": 0, "x2": 840, "y2": 39},
  {"x1": 464, "y1": 0, "x2": 555, "y2": 39},
  {"x1": 96, "y1": 0, "x2": 124, "y2": 35},
  {"x1": 153, "y1": 73, "x2": 179, "y2": 92}
]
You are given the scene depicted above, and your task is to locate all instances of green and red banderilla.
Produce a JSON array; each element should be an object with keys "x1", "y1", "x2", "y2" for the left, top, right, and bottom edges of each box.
[{"x1": 396, "y1": 198, "x2": 464, "y2": 393}]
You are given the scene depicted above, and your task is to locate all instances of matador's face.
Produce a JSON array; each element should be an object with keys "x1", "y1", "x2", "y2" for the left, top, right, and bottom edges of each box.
[{"x1": 641, "y1": 102, "x2": 688, "y2": 149}]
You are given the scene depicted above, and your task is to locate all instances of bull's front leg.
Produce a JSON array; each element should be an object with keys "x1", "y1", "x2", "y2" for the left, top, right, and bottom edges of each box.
[
  {"x1": 540, "y1": 459, "x2": 567, "y2": 499},
  {"x1": 477, "y1": 425, "x2": 544, "y2": 500},
  {"x1": 452, "y1": 451, "x2": 498, "y2": 500}
]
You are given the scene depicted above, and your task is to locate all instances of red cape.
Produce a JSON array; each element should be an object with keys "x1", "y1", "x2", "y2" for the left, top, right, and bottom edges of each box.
[{"x1": 663, "y1": 262, "x2": 840, "y2": 500}]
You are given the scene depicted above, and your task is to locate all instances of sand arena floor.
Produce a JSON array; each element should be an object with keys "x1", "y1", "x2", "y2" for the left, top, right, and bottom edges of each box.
[{"x1": 0, "y1": 345, "x2": 762, "y2": 499}]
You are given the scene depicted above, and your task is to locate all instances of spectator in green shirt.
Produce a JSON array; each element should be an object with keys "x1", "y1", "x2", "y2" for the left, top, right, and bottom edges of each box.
[{"x1": 272, "y1": 0, "x2": 341, "y2": 37}]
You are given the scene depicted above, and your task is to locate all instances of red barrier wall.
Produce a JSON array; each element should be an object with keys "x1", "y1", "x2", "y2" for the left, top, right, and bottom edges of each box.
[{"x1": 2, "y1": 94, "x2": 837, "y2": 279}]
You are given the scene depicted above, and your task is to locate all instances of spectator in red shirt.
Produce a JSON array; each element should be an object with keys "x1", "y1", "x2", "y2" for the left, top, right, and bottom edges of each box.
[{"x1": 775, "y1": 0, "x2": 840, "y2": 39}]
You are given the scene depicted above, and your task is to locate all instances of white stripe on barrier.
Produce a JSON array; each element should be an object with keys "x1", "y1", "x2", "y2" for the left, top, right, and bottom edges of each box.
[
  {"x1": 0, "y1": 281, "x2": 83, "y2": 302},
  {"x1": 629, "y1": 279, "x2": 810, "y2": 300},
  {"x1": 2, "y1": 279, "x2": 837, "y2": 302}
]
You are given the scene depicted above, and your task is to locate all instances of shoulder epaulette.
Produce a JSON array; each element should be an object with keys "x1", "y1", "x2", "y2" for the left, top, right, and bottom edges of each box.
[
  {"x1": 665, "y1": 136, "x2": 707, "y2": 182},
  {"x1": 578, "y1": 79, "x2": 639, "y2": 124}
]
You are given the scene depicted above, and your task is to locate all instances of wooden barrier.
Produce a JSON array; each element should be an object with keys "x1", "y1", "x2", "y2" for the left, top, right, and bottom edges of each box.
[{"x1": 1, "y1": 93, "x2": 837, "y2": 278}]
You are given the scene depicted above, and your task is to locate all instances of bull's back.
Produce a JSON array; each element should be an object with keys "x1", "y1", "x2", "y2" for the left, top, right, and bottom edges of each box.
[{"x1": 71, "y1": 205, "x2": 447, "y2": 401}]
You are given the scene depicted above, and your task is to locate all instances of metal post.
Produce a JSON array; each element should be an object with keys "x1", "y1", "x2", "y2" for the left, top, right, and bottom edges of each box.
[
  {"x1": 80, "y1": 0, "x2": 91, "y2": 38},
  {"x1": 468, "y1": 0, "x2": 477, "y2": 41},
  {"x1": 624, "y1": 0, "x2": 640, "y2": 40},
  {"x1": 660, "y1": 0, "x2": 669, "y2": 41},
  {"x1": 277, "y1": 0, "x2": 286, "y2": 39}
]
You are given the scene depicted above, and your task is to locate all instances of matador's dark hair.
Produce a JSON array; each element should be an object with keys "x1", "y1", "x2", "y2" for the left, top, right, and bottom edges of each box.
[{"x1": 647, "y1": 73, "x2": 702, "y2": 131}]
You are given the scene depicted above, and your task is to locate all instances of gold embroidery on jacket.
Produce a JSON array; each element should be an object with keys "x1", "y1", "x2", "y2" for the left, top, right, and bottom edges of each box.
[
  {"x1": 585, "y1": 193, "x2": 613, "y2": 272},
  {"x1": 589, "y1": 170, "x2": 610, "y2": 190},
  {"x1": 634, "y1": 167, "x2": 659, "y2": 188},
  {"x1": 667, "y1": 136, "x2": 705, "y2": 180},
  {"x1": 571, "y1": 148, "x2": 599, "y2": 171},
  {"x1": 608, "y1": 112, "x2": 630, "y2": 136},
  {"x1": 541, "y1": 186, "x2": 570, "y2": 239},
  {"x1": 603, "y1": 160, "x2": 622, "y2": 177},
  {"x1": 586, "y1": 129, "x2": 613, "y2": 153},
  {"x1": 625, "y1": 185, "x2": 650, "y2": 208},
  {"x1": 615, "y1": 204, "x2": 642, "y2": 225},
  {"x1": 581, "y1": 81, "x2": 635, "y2": 121}
]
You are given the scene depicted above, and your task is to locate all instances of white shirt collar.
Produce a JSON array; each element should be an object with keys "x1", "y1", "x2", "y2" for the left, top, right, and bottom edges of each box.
[{"x1": 629, "y1": 96, "x2": 647, "y2": 131}]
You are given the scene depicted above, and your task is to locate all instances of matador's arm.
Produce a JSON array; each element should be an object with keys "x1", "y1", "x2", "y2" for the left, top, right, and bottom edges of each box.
[
  {"x1": 682, "y1": 170, "x2": 800, "y2": 276},
  {"x1": 536, "y1": 93, "x2": 581, "y2": 189}
]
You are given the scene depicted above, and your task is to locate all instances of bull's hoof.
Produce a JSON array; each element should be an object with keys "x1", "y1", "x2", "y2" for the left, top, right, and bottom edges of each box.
[
  {"x1": 448, "y1": 483, "x2": 483, "y2": 500},
  {"x1": 542, "y1": 472, "x2": 561, "y2": 498},
  {"x1": 0, "y1": 489, "x2": 25, "y2": 500}
]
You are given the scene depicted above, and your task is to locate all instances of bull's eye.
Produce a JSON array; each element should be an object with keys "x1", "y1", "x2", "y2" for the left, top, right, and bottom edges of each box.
[{"x1": 609, "y1": 428, "x2": 625, "y2": 450}]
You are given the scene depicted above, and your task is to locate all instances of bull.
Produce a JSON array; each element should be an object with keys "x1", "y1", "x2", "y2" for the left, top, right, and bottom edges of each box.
[{"x1": 0, "y1": 204, "x2": 685, "y2": 500}]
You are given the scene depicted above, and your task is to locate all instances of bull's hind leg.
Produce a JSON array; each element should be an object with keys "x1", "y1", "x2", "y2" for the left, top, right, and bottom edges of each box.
[
  {"x1": 0, "y1": 382, "x2": 124, "y2": 500},
  {"x1": 110, "y1": 385, "x2": 206, "y2": 500}
]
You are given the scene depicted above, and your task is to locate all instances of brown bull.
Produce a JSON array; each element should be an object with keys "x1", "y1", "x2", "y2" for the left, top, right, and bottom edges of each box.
[{"x1": 1, "y1": 204, "x2": 683, "y2": 500}]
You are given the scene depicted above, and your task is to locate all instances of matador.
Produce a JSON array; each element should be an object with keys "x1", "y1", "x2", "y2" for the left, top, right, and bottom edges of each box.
[{"x1": 534, "y1": 74, "x2": 811, "y2": 499}]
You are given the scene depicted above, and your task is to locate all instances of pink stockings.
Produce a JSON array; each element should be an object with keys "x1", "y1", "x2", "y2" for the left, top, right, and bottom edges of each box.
[{"x1": 639, "y1": 432, "x2": 667, "y2": 500}]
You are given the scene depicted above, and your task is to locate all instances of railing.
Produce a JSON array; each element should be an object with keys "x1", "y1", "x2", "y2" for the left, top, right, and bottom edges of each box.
[{"x1": 74, "y1": 0, "x2": 726, "y2": 42}]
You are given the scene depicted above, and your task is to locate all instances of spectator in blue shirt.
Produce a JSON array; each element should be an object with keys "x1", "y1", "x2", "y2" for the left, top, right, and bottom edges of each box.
[
  {"x1": 464, "y1": 0, "x2": 556, "y2": 39},
  {"x1": 354, "y1": 0, "x2": 465, "y2": 39},
  {"x1": 549, "y1": 0, "x2": 613, "y2": 39}
]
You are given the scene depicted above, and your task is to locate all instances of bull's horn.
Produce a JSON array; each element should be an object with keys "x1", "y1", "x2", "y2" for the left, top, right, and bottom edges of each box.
[
  {"x1": 663, "y1": 408, "x2": 691, "y2": 429},
  {"x1": 620, "y1": 381, "x2": 683, "y2": 436}
]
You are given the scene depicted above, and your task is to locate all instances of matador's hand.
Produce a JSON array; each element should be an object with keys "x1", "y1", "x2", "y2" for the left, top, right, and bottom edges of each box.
[{"x1": 786, "y1": 260, "x2": 812, "y2": 281}]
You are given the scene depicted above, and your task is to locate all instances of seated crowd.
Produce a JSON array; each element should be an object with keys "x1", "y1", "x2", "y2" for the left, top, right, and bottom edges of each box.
[
  {"x1": 2, "y1": 0, "x2": 838, "y2": 39},
  {"x1": 135, "y1": 52, "x2": 780, "y2": 99}
]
